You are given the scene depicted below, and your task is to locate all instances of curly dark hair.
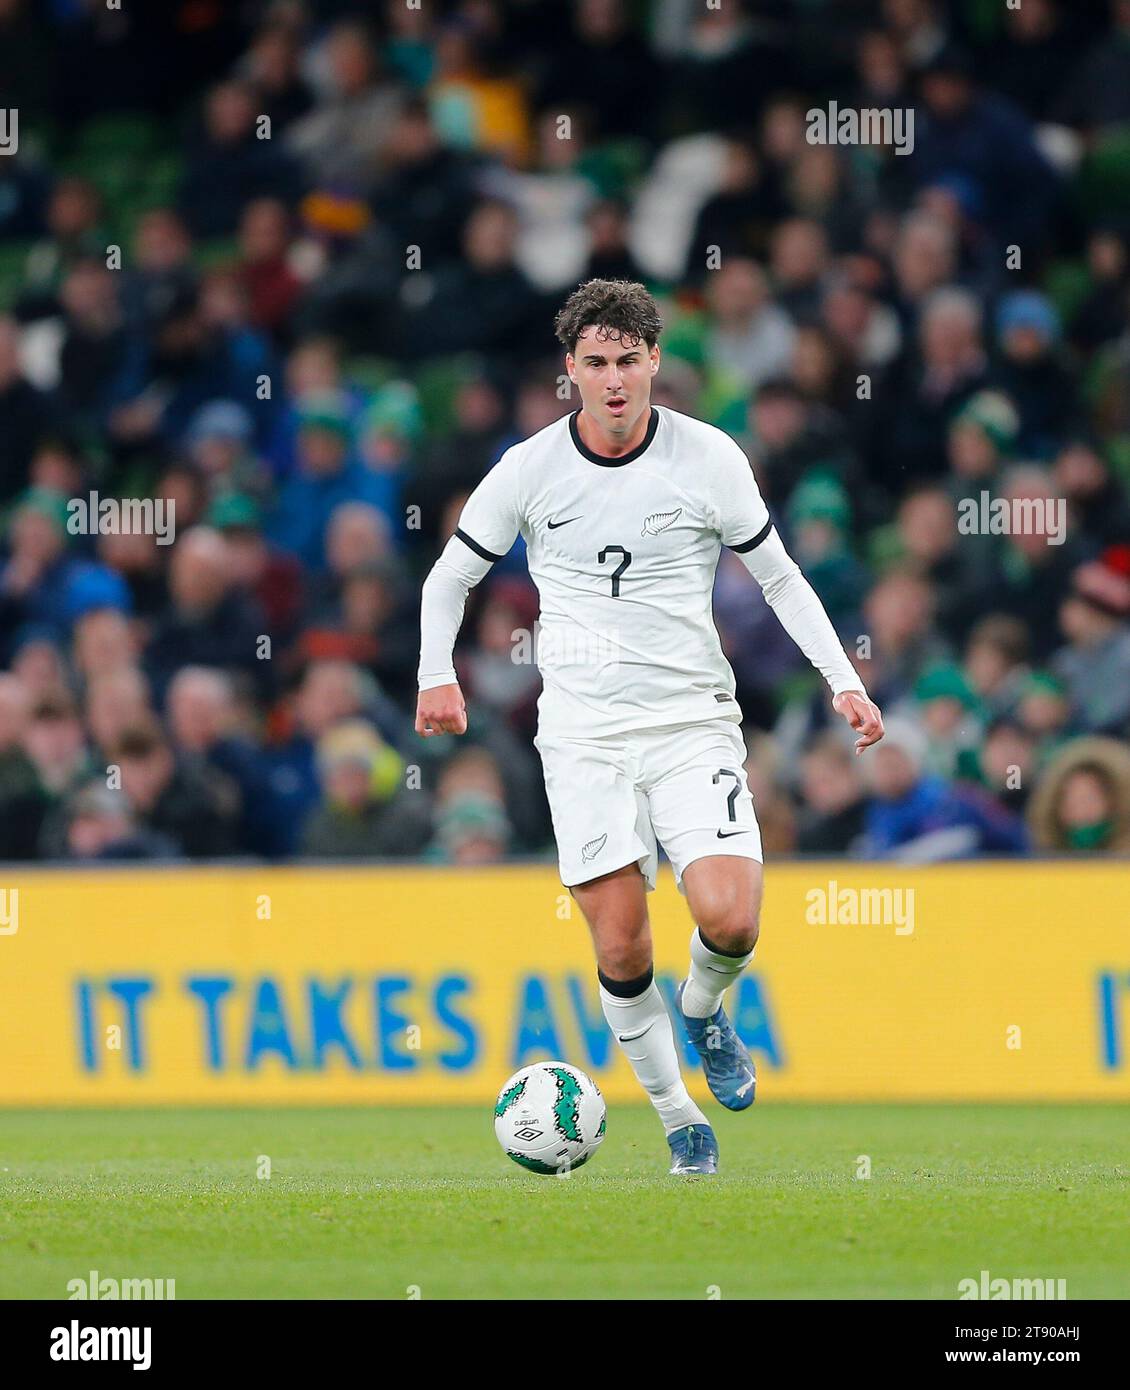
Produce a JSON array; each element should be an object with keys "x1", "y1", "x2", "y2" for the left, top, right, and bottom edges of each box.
[{"x1": 553, "y1": 279, "x2": 663, "y2": 354}]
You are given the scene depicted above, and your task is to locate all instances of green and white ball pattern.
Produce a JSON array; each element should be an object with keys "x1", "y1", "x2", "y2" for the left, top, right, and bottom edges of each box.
[{"x1": 494, "y1": 1061, "x2": 606, "y2": 1174}]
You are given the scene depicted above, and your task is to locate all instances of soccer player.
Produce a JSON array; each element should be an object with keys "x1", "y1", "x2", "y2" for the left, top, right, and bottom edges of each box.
[{"x1": 416, "y1": 280, "x2": 883, "y2": 1174}]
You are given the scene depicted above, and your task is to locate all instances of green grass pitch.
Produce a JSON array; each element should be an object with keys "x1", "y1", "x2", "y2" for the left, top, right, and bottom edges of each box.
[{"x1": 2, "y1": 1104, "x2": 1126, "y2": 1300}]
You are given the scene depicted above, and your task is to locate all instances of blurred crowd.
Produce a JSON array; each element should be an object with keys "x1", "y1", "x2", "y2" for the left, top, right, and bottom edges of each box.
[{"x1": 1, "y1": 0, "x2": 1130, "y2": 864}]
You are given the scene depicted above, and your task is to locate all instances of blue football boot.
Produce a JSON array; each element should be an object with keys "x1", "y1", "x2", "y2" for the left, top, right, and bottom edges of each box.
[
  {"x1": 677, "y1": 980, "x2": 757, "y2": 1111},
  {"x1": 667, "y1": 1122, "x2": 719, "y2": 1176}
]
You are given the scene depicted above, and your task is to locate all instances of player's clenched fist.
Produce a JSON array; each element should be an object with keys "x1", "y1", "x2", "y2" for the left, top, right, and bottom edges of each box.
[
  {"x1": 832, "y1": 689, "x2": 885, "y2": 754},
  {"x1": 415, "y1": 682, "x2": 468, "y2": 736}
]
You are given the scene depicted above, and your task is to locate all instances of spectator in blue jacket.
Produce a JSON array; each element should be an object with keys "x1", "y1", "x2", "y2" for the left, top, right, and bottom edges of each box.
[
  {"x1": 105, "y1": 282, "x2": 278, "y2": 454},
  {"x1": 909, "y1": 47, "x2": 1059, "y2": 258},
  {"x1": 861, "y1": 718, "x2": 1028, "y2": 859},
  {"x1": 267, "y1": 394, "x2": 398, "y2": 569}
]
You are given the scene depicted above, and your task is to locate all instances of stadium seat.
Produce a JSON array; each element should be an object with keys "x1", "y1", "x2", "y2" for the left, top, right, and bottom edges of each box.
[
  {"x1": 577, "y1": 139, "x2": 650, "y2": 199},
  {"x1": 346, "y1": 356, "x2": 397, "y2": 393},
  {"x1": 193, "y1": 238, "x2": 240, "y2": 271},
  {"x1": 0, "y1": 243, "x2": 32, "y2": 310},
  {"x1": 1043, "y1": 259, "x2": 1092, "y2": 326},
  {"x1": 413, "y1": 355, "x2": 481, "y2": 437},
  {"x1": 74, "y1": 114, "x2": 168, "y2": 160},
  {"x1": 1076, "y1": 125, "x2": 1130, "y2": 219}
]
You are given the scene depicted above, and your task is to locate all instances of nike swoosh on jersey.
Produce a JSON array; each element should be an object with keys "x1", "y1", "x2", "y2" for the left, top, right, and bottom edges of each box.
[
  {"x1": 547, "y1": 515, "x2": 582, "y2": 529},
  {"x1": 716, "y1": 829, "x2": 749, "y2": 838}
]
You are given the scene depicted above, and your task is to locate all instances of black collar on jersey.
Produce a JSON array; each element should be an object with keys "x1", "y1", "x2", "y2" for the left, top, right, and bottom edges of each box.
[{"x1": 569, "y1": 406, "x2": 659, "y2": 467}]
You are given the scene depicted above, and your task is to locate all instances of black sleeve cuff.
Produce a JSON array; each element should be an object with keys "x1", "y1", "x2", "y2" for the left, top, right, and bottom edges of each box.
[
  {"x1": 727, "y1": 519, "x2": 774, "y2": 553},
  {"x1": 455, "y1": 527, "x2": 504, "y2": 563}
]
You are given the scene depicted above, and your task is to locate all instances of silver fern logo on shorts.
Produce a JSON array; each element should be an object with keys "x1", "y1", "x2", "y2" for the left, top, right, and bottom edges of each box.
[
  {"x1": 641, "y1": 507, "x2": 682, "y2": 536},
  {"x1": 581, "y1": 833, "x2": 607, "y2": 862}
]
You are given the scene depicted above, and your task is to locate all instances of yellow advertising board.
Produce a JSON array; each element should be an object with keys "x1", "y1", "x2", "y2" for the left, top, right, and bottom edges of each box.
[{"x1": 0, "y1": 862, "x2": 1127, "y2": 1104}]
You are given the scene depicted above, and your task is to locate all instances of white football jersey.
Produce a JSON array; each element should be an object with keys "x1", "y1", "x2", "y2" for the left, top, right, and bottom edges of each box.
[{"x1": 447, "y1": 405, "x2": 781, "y2": 737}]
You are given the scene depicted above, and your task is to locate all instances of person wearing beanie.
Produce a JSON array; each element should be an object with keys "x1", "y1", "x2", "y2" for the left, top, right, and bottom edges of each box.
[
  {"x1": 300, "y1": 717, "x2": 432, "y2": 858},
  {"x1": 785, "y1": 471, "x2": 868, "y2": 631},
  {"x1": 61, "y1": 780, "x2": 180, "y2": 861},
  {"x1": 184, "y1": 398, "x2": 269, "y2": 501},
  {"x1": 946, "y1": 388, "x2": 1020, "y2": 497},
  {"x1": 912, "y1": 661, "x2": 986, "y2": 778},
  {"x1": 0, "y1": 487, "x2": 83, "y2": 647},
  {"x1": 267, "y1": 390, "x2": 399, "y2": 569},
  {"x1": 993, "y1": 290, "x2": 1080, "y2": 458},
  {"x1": 425, "y1": 791, "x2": 513, "y2": 866},
  {"x1": 1014, "y1": 669, "x2": 1075, "y2": 768}
]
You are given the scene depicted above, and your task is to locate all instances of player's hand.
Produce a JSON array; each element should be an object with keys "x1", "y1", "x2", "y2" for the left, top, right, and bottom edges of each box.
[
  {"x1": 832, "y1": 689, "x2": 884, "y2": 754},
  {"x1": 415, "y1": 683, "x2": 468, "y2": 737}
]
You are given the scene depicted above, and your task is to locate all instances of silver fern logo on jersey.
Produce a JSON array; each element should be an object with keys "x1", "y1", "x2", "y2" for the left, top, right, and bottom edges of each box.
[
  {"x1": 581, "y1": 833, "x2": 607, "y2": 862},
  {"x1": 641, "y1": 507, "x2": 682, "y2": 536}
]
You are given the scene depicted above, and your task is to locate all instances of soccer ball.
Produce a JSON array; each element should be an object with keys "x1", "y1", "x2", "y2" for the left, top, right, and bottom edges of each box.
[{"x1": 494, "y1": 1061, "x2": 606, "y2": 1174}]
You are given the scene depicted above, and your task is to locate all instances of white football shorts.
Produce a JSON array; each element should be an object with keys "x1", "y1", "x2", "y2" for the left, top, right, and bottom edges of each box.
[{"x1": 534, "y1": 718, "x2": 763, "y2": 893}]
